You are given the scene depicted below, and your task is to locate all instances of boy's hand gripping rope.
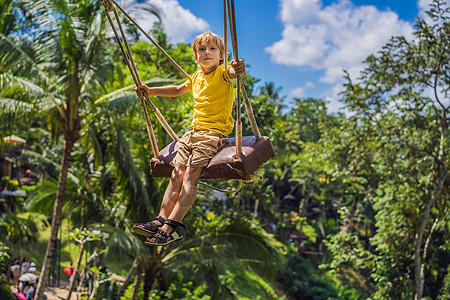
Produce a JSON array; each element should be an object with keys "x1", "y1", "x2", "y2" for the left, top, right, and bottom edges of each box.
[
  {"x1": 223, "y1": 0, "x2": 262, "y2": 163},
  {"x1": 100, "y1": 0, "x2": 181, "y2": 158}
]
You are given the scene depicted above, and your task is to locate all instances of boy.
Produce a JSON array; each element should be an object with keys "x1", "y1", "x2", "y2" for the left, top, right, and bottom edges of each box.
[{"x1": 133, "y1": 31, "x2": 246, "y2": 246}]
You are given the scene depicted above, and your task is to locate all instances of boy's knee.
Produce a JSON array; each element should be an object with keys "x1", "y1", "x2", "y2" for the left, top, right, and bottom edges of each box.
[
  {"x1": 171, "y1": 167, "x2": 186, "y2": 181},
  {"x1": 186, "y1": 167, "x2": 202, "y2": 178},
  {"x1": 182, "y1": 167, "x2": 202, "y2": 186}
]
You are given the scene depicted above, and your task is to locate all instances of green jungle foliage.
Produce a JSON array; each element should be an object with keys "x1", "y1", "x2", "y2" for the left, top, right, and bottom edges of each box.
[{"x1": 0, "y1": 0, "x2": 448, "y2": 299}]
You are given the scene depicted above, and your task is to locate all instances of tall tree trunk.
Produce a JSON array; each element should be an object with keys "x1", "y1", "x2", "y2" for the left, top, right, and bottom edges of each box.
[
  {"x1": 413, "y1": 119, "x2": 448, "y2": 300},
  {"x1": 66, "y1": 242, "x2": 85, "y2": 300},
  {"x1": 413, "y1": 167, "x2": 448, "y2": 300},
  {"x1": 142, "y1": 262, "x2": 158, "y2": 300},
  {"x1": 34, "y1": 138, "x2": 74, "y2": 300},
  {"x1": 117, "y1": 258, "x2": 138, "y2": 297},
  {"x1": 130, "y1": 263, "x2": 143, "y2": 300},
  {"x1": 252, "y1": 199, "x2": 259, "y2": 221}
]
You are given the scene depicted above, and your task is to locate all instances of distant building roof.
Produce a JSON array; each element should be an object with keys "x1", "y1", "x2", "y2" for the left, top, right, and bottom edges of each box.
[{"x1": 2, "y1": 135, "x2": 26, "y2": 144}]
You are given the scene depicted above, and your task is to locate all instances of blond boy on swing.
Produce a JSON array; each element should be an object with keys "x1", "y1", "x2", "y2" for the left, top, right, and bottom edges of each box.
[{"x1": 133, "y1": 31, "x2": 246, "y2": 246}]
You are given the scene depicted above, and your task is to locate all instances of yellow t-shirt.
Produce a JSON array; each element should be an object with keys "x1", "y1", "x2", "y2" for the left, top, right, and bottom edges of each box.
[{"x1": 185, "y1": 64, "x2": 234, "y2": 136}]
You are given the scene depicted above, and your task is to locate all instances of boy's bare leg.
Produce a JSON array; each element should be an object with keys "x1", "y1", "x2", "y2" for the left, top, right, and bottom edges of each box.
[
  {"x1": 157, "y1": 167, "x2": 186, "y2": 222},
  {"x1": 167, "y1": 166, "x2": 202, "y2": 221},
  {"x1": 148, "y1": 167, "x2": 202, "y2": 241}
]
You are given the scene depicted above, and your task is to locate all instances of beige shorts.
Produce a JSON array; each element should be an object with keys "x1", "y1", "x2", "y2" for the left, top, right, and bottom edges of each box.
[{"x1": 171, "y1": 129, "x2": 228, "y2": 168}]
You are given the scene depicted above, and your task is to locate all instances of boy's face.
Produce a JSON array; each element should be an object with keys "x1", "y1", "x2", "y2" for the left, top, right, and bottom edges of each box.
[{"x1": 194, "y1": 39, "x2": 222, "y2": 74}]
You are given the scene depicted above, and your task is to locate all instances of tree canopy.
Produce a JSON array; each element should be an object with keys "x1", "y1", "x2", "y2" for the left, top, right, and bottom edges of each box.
[{"x1": 0, "y1": 0, "x2": 448, "y2": 299}]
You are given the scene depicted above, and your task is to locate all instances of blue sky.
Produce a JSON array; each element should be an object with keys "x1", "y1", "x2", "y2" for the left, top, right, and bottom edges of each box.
[{"x1": 129, "y1": 0, "x2": 444, "y2": 112}]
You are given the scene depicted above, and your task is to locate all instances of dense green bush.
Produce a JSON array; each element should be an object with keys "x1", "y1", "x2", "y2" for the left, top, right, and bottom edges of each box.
[
  {"x1": 0, "y1": 282, "x2": 16, "y2": 300},
  {"x1": 277, "y1": 250, "x2": 337, "y2": 300}
]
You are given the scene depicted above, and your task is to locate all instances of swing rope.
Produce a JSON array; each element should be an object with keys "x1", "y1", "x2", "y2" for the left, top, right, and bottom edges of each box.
[
  {"x1": 225, "y1": 0, "x2": 262, "y2": 144},
  {"x1": 198, "y1": 179, "x2": 242, "y2": 194},
  {"x1": 101, "y1": 0, "x2": 262, "y2": 154},
  {"x1": 101, "y1": 0, "x2": 160, "y2": 157},
  {"x1": 101, "y1": 0, "x2": 179, "y2": 159},
  {"x1": 106, "y1": 0, "x2": 192, "y2": 81},
  {"x1": 225, "y1": 0, "x2": 242, "y2": 160},
  {"x1": 100, "y1": 0, "x2": 265, "y2": 193}
]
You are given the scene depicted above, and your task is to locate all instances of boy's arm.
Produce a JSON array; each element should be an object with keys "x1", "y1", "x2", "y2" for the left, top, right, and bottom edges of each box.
[
  {"x1": 136, "y1": 83, "x2": 190, "y2": 98},
  {"x1": 228, "y1": 59, "x2": 247, "y2": 79}
]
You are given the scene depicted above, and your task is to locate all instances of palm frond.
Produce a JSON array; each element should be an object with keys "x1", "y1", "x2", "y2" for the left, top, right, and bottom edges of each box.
[
  {"x1": 0, "y1": 0, "x2": 16, "y2": 36},
  {"x1": 126, "y1": 2, "x2": 161, "y2": 22},
  {"x1": 80, "y1": 13, "x2": 115, "y2": 96},
  {"x1": 0, "y1": 72, "x2": 66, "y2": 123},
  {"x1": 111, "y1": 121, "x2": 153, "y2": 221},
  {"x1": 20, "y1": 149, "x2": 79, "y2": 184},
  {"x1": 161, "y1": 215, "x2": 284, "y2": 297},
  {"x1": 94, "y1": 77, "x2": 177, "y2": 106},
  {"x1": 0, "y1": 96, "x2": 34, "y2": 114},
  {"x1": 0, "y1": 212, "x2": 40, "y2": 245},
  {"x1": 0, "y1": 32, "x2": 50, "y2": 80},
  {"x1": 25, "y1": 176, "x2": 83, "y2": 216},
  {"x1": 0, "y1": 73, "x2": 44, "y2": 112},
  {"x1": 99, "y1": 225, "x2": 149, "y2": 262},
  {"x1": 93, "y1": 165, "x2": 116, "y2": 201},
  {"x1": 25, "y1": 180, "x2": 58, "y2": 215}
]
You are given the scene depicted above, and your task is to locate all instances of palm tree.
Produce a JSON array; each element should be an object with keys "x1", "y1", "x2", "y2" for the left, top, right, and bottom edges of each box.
[
  {"x1": 0, "y1": 0, "x2": 15, "y2": 36},
  {"x1": 0, "y1": 0, "x2": 120, "y2": 297},
  {"x1": 22, "y1": 97, "x2": 163, "y2": 298},
  {"x1": 159, "y1": 215, "x2": 284, "y2": 299},
  {"x1": 29, "y1": 3, "x2": 116, "y2": 298},
  {"x1": 258, "y1": 82, "x2": 283, "y2": 103},
  {"x1": 66, "y1": 228, "x2": 99, "y2": 300},
  {"x1": 0, "y1": 213, "x2": 39, "y2": 259}
]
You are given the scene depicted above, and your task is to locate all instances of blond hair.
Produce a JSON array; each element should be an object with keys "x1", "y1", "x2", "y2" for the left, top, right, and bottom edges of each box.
[{"x1": 192, "y1": 31, "x2": 225, "y2": 64}]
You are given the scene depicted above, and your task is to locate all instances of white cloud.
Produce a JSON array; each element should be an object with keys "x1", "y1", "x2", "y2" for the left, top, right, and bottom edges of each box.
[
  {"x1": 280, "y1": 0, "x2": 322, "y2": 24},
  {"x1": 418, "y1": 0, "x2": 432, "y2": 14},
  {"x1": 266, "y1": 0, "x2": 414, "y2": 84},
  {"x1": 417, "y1": 0, "x2": 450, "y2": 22},
  {"x1": 288, "y1": 81, "x2": 315, "y2": 98},
  {"x1": 126, "y1": 0, "x2": 208, "y2": 44},
  {"x1": 289, "y1": 87, "x2": 305, "y2": 98},
  {"x1": 320, "y1": 84, "x2": 346, "y2": 113},
  {"x1": 422, "y1": 85, "x2": 450, "y2": 107},
  {"x1": 418, "y1": 0, "x2": 433, "y2": 20}
]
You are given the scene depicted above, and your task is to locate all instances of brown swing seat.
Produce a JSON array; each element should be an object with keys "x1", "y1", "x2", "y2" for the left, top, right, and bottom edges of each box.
[
  {"x1": 150, "y1": 136, "x2": 274, "y2": 180},
  {"x1": 101, "y1": 0, "x2": 274, "y2": 183}
]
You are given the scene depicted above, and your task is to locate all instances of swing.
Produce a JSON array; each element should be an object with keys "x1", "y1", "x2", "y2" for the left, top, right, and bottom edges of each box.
[{"x1": 100, "y1": 0, "x2": 274, "y2": 182}]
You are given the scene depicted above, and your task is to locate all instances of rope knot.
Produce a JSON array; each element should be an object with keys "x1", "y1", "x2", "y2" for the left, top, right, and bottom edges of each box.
[{"x1": 100, "y1": 0, "x2": 114, "y2": 12}]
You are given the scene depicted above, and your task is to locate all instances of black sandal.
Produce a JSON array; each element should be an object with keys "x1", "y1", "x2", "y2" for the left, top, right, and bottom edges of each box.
[
  {"x1": 145, "y1": 219, "x2": 186, "y2": 246},
  {"x1": 132, "y1": 216, "x2": 165, "y2": 236}
]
